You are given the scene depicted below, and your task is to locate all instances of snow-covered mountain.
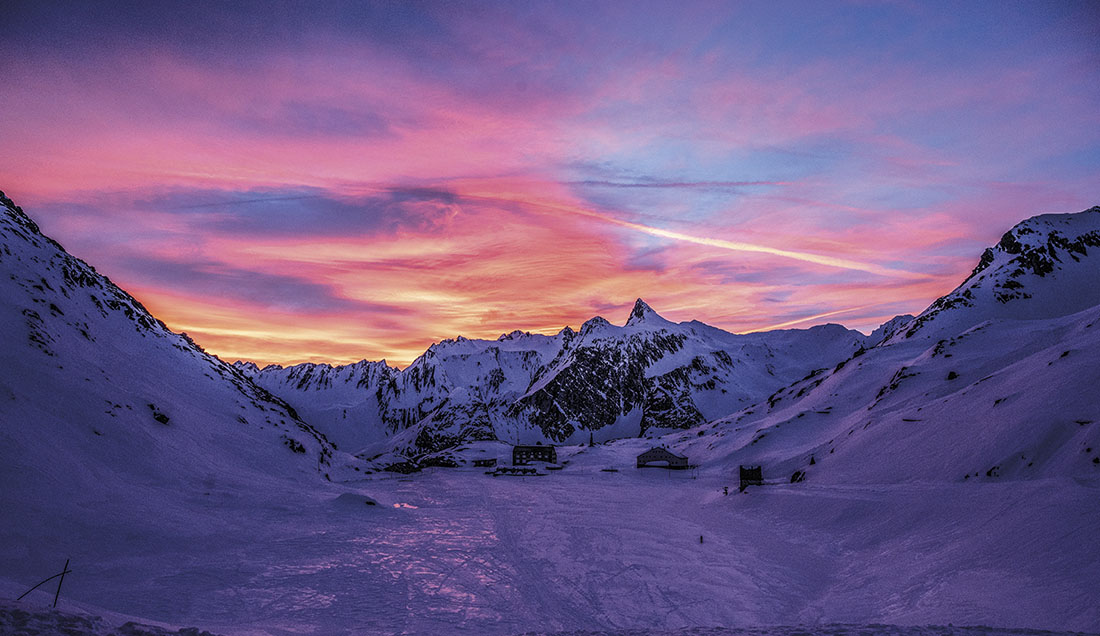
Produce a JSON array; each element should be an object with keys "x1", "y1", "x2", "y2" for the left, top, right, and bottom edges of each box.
[
  {"x1": 0, "y1": 190, "x2": 350, "y2": 507},
  {"x1": 904, "y1": 206, "x2": 1100, "y2": 337},
  {"x1": 662, "y1": 206, "x2": 1100, "y2": 484},
  {"x1": 238, "y1": 299, "x2": 875, "y2": 458}
]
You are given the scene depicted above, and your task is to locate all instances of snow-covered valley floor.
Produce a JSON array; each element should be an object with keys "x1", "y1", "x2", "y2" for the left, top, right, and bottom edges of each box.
[{"x1": 4, "y1": 463, "x2": 1098, "y2": 635}]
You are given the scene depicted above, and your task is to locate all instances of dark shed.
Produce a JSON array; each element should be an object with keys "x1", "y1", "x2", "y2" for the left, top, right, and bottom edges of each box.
[{"x1": 739, "y1": 465, "x2": 763, "y2": 491}]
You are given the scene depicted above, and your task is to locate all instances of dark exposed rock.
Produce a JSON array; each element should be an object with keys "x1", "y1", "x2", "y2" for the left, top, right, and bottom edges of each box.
[
  {"x1": 384, "y1": 461, "x2": 421, "y2": 474},
  {"x1": 148, "y1": 403, "x2": 170, "y2": 424},
  {"x1": 281, "y1": 435, "x2": 306, "y2": 454}
]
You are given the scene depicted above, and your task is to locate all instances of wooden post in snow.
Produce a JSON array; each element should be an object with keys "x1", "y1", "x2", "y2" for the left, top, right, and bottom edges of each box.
[{"x1": 53, "y1": 558, "x2": 69, "y2": 608}]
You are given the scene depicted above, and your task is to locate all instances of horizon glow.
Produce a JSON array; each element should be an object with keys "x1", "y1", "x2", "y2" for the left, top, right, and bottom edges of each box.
[{"x1": 2, "y1": 1, "x2": 1098, "y2": 367}]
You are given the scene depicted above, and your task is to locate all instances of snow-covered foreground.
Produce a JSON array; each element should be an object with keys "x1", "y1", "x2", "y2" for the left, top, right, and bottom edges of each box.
[
  {"x1": 4, "y1": 465, "x2": 1098, "y2": 635},
  {"x1": 0, "y1": 603, "x2": 1091, "y2": 636}
]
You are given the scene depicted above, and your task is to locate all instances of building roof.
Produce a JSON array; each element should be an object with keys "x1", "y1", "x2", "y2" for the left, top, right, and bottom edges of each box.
[{"x1": 638, "y1": 446, "x2": 686, "y2": 459}]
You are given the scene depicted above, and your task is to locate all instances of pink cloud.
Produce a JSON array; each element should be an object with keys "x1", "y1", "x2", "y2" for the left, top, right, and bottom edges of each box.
[{"x1": 3, "y1": 4, "x2": 1096, "y2": 367}]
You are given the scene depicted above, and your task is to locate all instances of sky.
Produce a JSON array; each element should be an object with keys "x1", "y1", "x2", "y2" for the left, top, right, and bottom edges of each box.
[{"x1": 1, "y1": 1, "x2": 1098, "y2": 367}]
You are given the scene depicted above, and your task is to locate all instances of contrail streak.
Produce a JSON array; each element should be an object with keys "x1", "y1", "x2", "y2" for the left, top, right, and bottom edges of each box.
[
  {"x1": 746, "y1": 304, "x2": 876, "y2": 332},
  {"x1": 468, "y1": 192, "x2": 925, "y2": 279},
  {"x1": 611, "y1": 218, "x2": 923, "y2": 279},
  {"x1": 568, "y1": 180, "x2": 790, "y2": 190}
]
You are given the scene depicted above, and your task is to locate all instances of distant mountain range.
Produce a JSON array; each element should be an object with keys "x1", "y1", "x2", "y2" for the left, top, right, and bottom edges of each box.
[{"x1": 236, "y1": 299, "x2": 887, "y2": 459}]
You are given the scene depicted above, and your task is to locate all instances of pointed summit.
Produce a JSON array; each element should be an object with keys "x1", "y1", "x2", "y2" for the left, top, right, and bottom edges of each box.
[{"x1": 625, "y1": 298, "x2": 672, "y2": 327}]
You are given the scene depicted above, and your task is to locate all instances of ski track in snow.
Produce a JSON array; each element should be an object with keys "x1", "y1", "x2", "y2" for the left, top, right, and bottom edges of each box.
[{"x1": 4, "y1": 469, "x2": 1099, "y2": 635}]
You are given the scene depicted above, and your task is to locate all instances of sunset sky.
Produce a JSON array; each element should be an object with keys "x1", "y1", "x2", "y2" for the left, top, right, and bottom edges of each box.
[{"x1": 2, "y1": 1, "x2": 1098, "y2": 367}]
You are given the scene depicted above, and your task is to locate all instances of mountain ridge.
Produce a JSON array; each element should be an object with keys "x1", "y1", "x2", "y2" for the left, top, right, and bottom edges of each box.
[
  {"x1": 237, "y1": 297, "x2": 892, "y2": 458},
  {"x1": 903, "y1": 206, "x2": 1100, "y2": 339},
  {"x1": 0, "y1": 189, "x2": 351, "y2": 493},
  {"x1": 647, "y1": 205, "x2": 1100, "y2": 485}
]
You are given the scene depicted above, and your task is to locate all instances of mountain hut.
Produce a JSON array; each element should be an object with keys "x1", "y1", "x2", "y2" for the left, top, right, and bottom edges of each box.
[
  {"x1": 636, "y1": 446, "x2": 689, "y2": 469},
  {"x1": 513, "y1": 443, "x2": 557, "y2": 465}
]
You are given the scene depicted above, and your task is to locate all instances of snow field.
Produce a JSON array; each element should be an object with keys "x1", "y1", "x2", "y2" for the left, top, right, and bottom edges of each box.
[{"x1": 4, "y1": 466, "x2": 1097, "y2": 635}]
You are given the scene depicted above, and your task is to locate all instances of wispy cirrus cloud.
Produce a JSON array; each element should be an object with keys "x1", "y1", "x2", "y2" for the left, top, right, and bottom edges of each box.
[{"x1": 568, "y1": 180, "x2": 792, "y2": 190}]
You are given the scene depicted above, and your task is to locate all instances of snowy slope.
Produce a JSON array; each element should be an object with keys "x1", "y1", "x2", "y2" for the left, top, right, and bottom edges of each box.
[
  {"x1": 0, "y1": 189, "x2": 359, "y2": 528},
  {"x1": 0, "y1": 189, "x2": 375, "y2": 632},
  {"x1": 904, "y1": 206, "x2": 1100, "y2": 338},
  {"x1": 233, "y1": 359, "x2": 399, "y2": 454},
  {"x1": 241, "y1": 300, "x2": 871, "y2": 459},
  {"x1": 649, "y1": 206, "x2": 1100, "y2": 485}
]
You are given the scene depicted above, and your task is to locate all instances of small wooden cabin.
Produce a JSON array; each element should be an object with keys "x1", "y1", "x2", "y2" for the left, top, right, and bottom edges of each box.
[
  {"x1": 513, "y1": 443, "x2": 557, "y2": 465},
  {"x1": 739, "y1": 465, "x2": 763, "y2": 491},
  {"x1": 636, "y1": 446, "x2": 689, "y2": 469}
]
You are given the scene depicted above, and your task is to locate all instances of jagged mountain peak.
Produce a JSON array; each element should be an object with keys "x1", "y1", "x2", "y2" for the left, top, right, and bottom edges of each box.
[
  {"x1": 233, "y1": 360, "x2": 261, "y2": 375},
  {"x1": 976, "y1": 206, "x2": 1100, "y2": 280},
  {"x1": 628, "y1": 297, "x2": 655, "y2": 322},
  {"x1": 625, "y1": 297, "x2": 674, "y2": 327},
  {"x1": 1001, "y1": 205, "x2": 1100, "y2": 246}
]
